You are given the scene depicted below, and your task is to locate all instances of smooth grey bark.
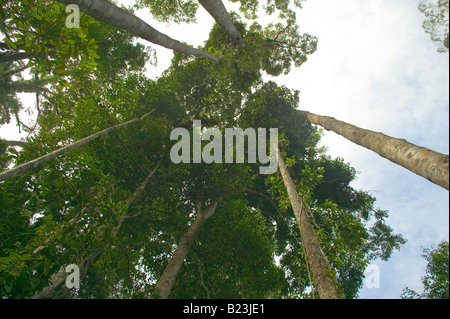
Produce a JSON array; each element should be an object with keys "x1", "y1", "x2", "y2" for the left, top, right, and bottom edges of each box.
[
  {"x1": 277, "y1": 147, "x2": 342, "y2": 299},
  {"x1": 32, "y1": 161, "x2": 160, "y2": 299},
  {"x1": 298, "y1": 110, "x2": 449, "y2": 190},
  {"x1": 55, "y1": 0, "x2": 219, "y2": 62},
  {"x1": 198, "y1": 0, "x2": 245, "y2": 47},
  {"x1": 152, "y1": 200, "x2": 219, "y2": 299},
  {"x1": 0, "y1": 110, "x2": 154, "y2": 182}
]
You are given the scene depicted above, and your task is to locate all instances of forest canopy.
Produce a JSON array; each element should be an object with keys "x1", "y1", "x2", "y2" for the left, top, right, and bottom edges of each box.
[{"x1": 0, "y1": 0, "x2": 410, "y2": 299}]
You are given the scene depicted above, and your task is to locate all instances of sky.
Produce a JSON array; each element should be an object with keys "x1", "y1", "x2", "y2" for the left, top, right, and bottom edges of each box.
[{"x1": 1, "y1": 0, "x2": 448, "y2": 299}]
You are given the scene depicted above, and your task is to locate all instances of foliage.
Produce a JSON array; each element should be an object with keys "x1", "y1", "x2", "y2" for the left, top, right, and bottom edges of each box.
[
  {"x1": 135, "y1": 0, "x2": 199, "y2": 24},
  {"x1": 0, "y1": 0, "x2": 406, "y2": 299},
  {"x1": 0, "y1": 0, "x2": 153, "y2": 127},
  {"x1": 419, "y1": 0, "x2": 449, "y2": 52},
  {"x1": 229, "y1": 0, "x2": 305, "y2": 22},
  {"x1": 401, "y1": 240, "x2": 449, "y2": 299}
]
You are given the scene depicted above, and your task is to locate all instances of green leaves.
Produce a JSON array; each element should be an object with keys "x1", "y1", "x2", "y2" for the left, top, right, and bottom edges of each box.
[
  {"x1": 419, "y1": 0, "x2": 449, "y2": 52},
  {"x1": 402, "y1": 240, "x2": 449, "y2": 299},
  {"x1": 136, "y1": 0, "x2": 199, "y2": 23},
  {"x1": 230, "y1": 0, "x2": 305, "y2": 21}
]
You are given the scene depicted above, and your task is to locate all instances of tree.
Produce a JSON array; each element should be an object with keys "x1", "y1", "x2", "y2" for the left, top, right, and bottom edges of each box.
[
  {"x1": 54, "y1": 0, "x2": 219, "y2": 62},
  {"x1": 0, "y1": 1, "x2": 406, "y2": 300},
  {"x1": 277, "y1": 147, "x2": 342, "y2": 299},
  {"x1": 297, "y1": 110, "x2": 449, "y2": 190},
  {"x1": 241, "y1": 82, "x2": 405, "y2": 298},
  {"x1": 135, "y1": 0, "x2": 199, "y2": 23},
  {"x1": 419, "y1": 0, "x2": 449, "y2": 53},
  {"x1": 152, "y1": 199, "x2": 219, "y2": 299},
  {"x1": 0, "y1": 53, "x2": 166, "y2": 298},
  {"x1": 0, "y1": 0, "x2": 153, "y2": 129},
  {"x1": 198, "y1": 0, "x2": 246, "y2": 47},
  {"x1": 31, "y1": 160, "x2": 160, "y2": 298},
  {"x1": 0, "y1": 110, "x2": 154, "y2": 182},
  {"x1": 229, "y1": 0, "x2": 305, "y2": 22},
  {"x1": 402, "y1": 240, "x2": 449, "y2": 299}
]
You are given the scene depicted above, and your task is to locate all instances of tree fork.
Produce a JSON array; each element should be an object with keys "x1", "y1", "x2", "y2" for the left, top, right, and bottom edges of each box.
[
  {"x1": 55, "y1": 0, "x2": 219, "y2": 62},
  {"x1": 198, "y1": 0, "x2": 245, "y2": 47},
  {"x1": 297, "y1": 110, "x2": 449, "y2": 190},
  {"x1": 277, "y1": 147, "x2": 342, "y2": 299},
  {"x1": 0, "y1": 110, "x2": 154, "y2": 182}
]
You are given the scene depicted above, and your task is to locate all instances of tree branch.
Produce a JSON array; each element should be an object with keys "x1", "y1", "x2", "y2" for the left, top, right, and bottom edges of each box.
[{"x1": 0, "y1": 51, "x2": 30, "y2": 63}]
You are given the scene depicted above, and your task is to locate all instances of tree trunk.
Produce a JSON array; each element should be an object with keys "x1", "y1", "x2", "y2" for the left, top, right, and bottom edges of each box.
[
  {"x1": 152, "y1": 200, "x2": 219, "y2": 299},
  {"x1": 32, "y1": 161, "x2": 160, "y2": 299},
  {"x1": 55, "y1": 0, "x2": 219, "y2": 62},
  {"x1": 0, "y1": 110, "x2": 154, "y2": 182},
  {"x1": 297, "y1": 110, "x2": 449, "y2": 190},
  {"x1": 198, "y1": 0, "x2": 245, "y2": 47},
  {"x1": 31, "y1": 247, "x2": 107, "y2": 299},
  {"x1": 277, "y1": 147, "x2": 342, "y2": 299}
]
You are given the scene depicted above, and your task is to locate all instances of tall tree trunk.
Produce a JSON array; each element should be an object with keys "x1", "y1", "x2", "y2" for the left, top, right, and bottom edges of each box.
[
  {"x1": 32, "y1": 160, "x2": 160, "y2": 299},
  {"x1": 277, "y1": 147, "x2": 342, "y2": 299},
  {"x1": 297, "y1": 110, "x2": 449, "y2": 190},
  {"x1": 55, "y1": 0, "x2": 219, "y2": 62},
  {"x1": 152, "y1": 200, "x2": 219, "y2": 299},
  {"x1": 0, "y1": 110, "x2": 154, "y2": 182},
  {"x1": 198, "y1": 0, "x2": 245, "y2": 47}
]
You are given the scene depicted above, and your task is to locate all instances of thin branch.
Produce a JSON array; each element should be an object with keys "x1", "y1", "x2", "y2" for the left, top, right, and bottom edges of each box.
[
  {"x1": 4, "y1": 140, "x2": 30, "y2": 147},
  {"x1": 0, "y1": 110, "x2": 155, "y2": 182}
]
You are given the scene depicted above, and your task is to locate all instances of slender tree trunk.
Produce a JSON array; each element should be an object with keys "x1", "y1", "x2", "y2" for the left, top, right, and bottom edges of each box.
[
  {"x1": 55, "y1": 0, "x2": 219, "y2": 62},
  {"x1": 198, "y1": 0, "x2": 245, "y2": 47},
  {"x1": 32, "y1": 161, "x2": 160, "y2": 299},
  {"x1": 0, "y1": 110, "x2": 154, "y2": 182},
  {"x1": 31, "y1": 247, "x2": 107, "y2": 299},
  {"x1": 297, "y1": 110, "x2": 449, "y2": 190},
  {"x1": 277, "y1": 147, "x2": 342, "y2": 299},
  {"x1": 152, "y1": 200, "x2": 219, "y2": 299}
]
